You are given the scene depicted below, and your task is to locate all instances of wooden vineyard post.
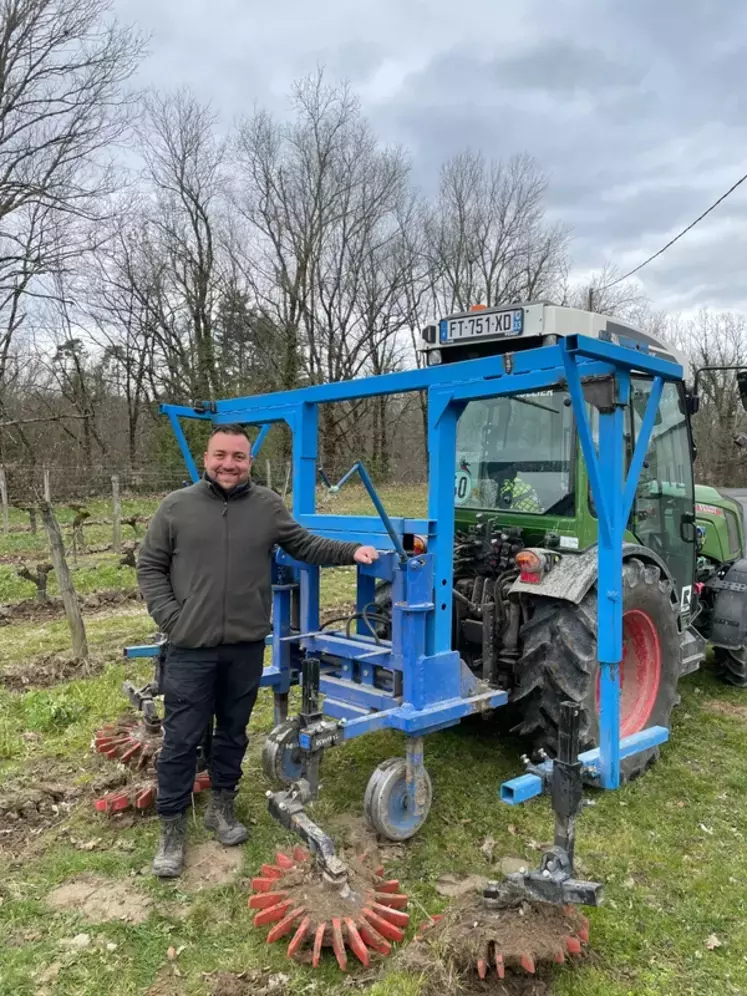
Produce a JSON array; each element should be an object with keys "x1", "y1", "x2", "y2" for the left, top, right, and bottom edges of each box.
[
  {"x1": 112, "y1": 474, "x2": 122, "y2": 554},
  {"x1": 41, "y1": 500, "x2": 88, "y2": 659},
  {"x1": 0, "y1": 465, "x2": 8, "y2": 535}
]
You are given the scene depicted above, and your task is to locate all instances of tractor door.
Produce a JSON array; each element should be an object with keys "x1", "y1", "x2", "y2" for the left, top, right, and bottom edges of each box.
[{"x1": 627, "y1": 377, "x2": 696, "y2": 609}]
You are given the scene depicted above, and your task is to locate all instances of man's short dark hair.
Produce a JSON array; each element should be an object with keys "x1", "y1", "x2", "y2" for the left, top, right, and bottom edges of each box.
[{"x1": 209, "y1": 423, "x2": 251, "y2": 443}]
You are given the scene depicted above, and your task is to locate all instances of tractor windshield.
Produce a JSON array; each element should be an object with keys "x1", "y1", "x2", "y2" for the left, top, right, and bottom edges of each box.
[{"x1": 455, "y1": 388, "x2": 574, "y2": 515}]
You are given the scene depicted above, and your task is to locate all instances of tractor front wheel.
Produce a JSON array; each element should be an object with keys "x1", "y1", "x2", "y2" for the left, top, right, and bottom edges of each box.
[
  {"x1": 714, "y1": 646, "x2": 747, "y2": 687},
  {"x1": 514, "y1": 557, "x2": 681, "y2": 781}
]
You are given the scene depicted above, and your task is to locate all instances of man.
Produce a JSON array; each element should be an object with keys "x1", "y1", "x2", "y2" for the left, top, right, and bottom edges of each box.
[{"x1": 136, "y1": 424, "x2": 378, "y2": 877}]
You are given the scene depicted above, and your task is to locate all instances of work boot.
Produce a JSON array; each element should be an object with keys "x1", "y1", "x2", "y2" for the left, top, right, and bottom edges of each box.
[
  {"x1": 152, "y1": 813, "x2": 188, "y2": 878},
  {"x1": 203, "y1": 789, "x2": 249, "y2": 846}
]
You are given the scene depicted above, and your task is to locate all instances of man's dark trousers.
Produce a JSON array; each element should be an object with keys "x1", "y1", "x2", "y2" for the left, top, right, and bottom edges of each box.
[{"x1": 156, "y1": 641, "x2": 265, "y2": 817}]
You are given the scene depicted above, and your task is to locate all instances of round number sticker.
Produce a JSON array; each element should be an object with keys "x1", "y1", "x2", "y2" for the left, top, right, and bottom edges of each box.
[{"x1": 454, "y1": 470, "x2": 472, "y2": 505}]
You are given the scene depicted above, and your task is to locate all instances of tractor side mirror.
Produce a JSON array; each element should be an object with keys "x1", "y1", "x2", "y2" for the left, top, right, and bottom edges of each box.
[{"x1": 738, "y1": 370, "x2": 747, "y2": 412}]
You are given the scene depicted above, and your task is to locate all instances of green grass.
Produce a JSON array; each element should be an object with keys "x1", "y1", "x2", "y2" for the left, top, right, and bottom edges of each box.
[
  {"x1": 3, "y1": 662, "x2": 747, "y2": 996},
  {"x1": 3, "y1": 483, "x2": 747, "y2": 994}
]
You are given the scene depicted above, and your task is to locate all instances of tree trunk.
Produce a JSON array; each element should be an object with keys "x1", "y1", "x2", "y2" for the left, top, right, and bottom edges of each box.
[
  {"x1": 111, "y1": 474, "x2": 122, "y2": 554},
  {"x1": 41, "y1": 501, "x2": 88, "y2": 659},
  {"x1": 17, "y1": 563, "x2": 53, "y2": 603}
]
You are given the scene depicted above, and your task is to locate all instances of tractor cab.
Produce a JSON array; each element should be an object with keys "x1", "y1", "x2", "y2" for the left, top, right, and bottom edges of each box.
[{"x1": 420, "y1": 302, "x2": 698, "y2": 604}]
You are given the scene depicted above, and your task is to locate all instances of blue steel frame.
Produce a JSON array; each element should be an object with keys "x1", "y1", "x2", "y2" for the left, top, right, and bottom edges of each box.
[{"x1": 126, "y1": 333, "x2": 684, "y2": 806}]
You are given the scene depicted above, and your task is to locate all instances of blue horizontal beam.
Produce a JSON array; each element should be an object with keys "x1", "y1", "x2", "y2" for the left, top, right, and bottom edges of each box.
[
  {"x1": 577, "y1": 724, "x2": 669, "y2": 775},
  {"x1": 296, "y1": 514, "x2": 433, "y2": 536},
  {"x1": 259, "y1": 666, "x2": 287, "y2": 687},
  {"x1": 160, "y1": 334, "x2": 684, "y2": 427},
  {"x1": 339, "y1": 688, "x2": 509, "y2": 739},
  {"x1": 124, "y1": 644, "x2": 161, "y2": 658},
  {"x1": 274, "y1": 548, "x2": 396, "y2": 582},
  {"x1": 302, "y1": 633, "x2": 395, "y2": 668},
  {"x1": 319, "y1": 675, "x2": 397, "y2": 711},
  {"x1": 323, "y1": 699, "x2": 371, "y2": 721},
  {"x1": 501, "y1": 773, "x2": 543, "y2": 805},
  {"x1": 498, "y1": 725, "x2": 670, "y2": 805},
  {"x1": 564, "y1": 334, "x2": 683, "y2": 380}
]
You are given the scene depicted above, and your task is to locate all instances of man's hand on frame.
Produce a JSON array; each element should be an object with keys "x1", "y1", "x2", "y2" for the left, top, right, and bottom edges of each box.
[{"x1": 353, "y1": 545, "x2": 379, "y2": 565}]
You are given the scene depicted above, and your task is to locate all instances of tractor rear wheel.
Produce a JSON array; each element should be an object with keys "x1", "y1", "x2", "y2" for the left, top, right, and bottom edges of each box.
[
  {"x1": 714, "y1": 646, "x2": 747, "y2": 687},
  {"x1": 514, "y1": 557, "x2": 681, "y2": 781}
]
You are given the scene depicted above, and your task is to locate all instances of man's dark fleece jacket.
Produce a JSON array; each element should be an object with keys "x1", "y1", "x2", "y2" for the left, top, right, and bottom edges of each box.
[{"x1": 136, "y1": 475, "x2": 361, "y2": 648}]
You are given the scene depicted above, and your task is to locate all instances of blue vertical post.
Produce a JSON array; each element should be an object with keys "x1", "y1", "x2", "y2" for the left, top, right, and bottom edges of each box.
[
  {"x1": 426, "y1": 391, "x2": 463, "y2": 657},
  {"x1": 291, "y1": 405, "x2": 320, "y2": 635},
  {"x1": 563, "y1": 349, "x2": 629, "y2": 790},
  {"x1": 595, "y1": 372, "x2": 629, "y2": 790}
]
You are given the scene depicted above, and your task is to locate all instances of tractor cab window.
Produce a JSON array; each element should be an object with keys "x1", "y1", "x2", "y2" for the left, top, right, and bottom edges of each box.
[
  {"x1": 455, "y1": 388, "x2": 574, "y2": 515},
  {"x1": 628, "y1": 377, "x2": 695, "y2": 600}
]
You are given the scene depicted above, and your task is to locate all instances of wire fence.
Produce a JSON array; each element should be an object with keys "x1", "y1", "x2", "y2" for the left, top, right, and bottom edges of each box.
[{"x1": 0, "y1": 458, "x2": 428, "y2": 506}]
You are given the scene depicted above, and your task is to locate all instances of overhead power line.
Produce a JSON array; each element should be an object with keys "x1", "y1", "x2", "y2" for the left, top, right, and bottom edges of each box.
[{"x1": 600, "y1": 168, "x2": 747, "y2": 292}]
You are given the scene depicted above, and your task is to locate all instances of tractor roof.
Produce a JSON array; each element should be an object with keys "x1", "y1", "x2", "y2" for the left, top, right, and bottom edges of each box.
[{"x1": 421, "y1": 302, "x2": 691, "y2": 384}]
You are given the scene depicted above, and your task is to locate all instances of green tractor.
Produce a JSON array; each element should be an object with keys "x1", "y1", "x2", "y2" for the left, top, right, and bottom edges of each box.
[{"x1": 404, "y1": 301, "x2": 747, "y2": 777}]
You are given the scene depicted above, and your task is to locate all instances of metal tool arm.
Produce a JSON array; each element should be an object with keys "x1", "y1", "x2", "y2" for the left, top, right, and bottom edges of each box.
[{"x1": 487, "y1": 701, "x2": 603, "y2": 908}]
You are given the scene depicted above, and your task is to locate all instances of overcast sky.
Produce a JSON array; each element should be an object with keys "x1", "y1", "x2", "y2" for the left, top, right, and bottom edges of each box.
[{"x1": 113, "y1": 0, "x2": 747, "y2": 317}]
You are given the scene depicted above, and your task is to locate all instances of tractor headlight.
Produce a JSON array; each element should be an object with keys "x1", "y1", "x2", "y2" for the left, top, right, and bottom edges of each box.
[{"x1": 426, "y1": 349, "x2": 442, "y2": 366}]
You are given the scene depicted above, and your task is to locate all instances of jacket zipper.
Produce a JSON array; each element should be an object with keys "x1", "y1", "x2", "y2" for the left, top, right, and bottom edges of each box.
[{"x1": 222, "y1": 500, "x2": 228, "y2": 643}]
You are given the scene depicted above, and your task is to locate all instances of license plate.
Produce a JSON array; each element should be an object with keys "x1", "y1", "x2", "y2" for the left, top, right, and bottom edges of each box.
[{"x1": 442, "y1": 308, "x2": 523, "y2": 342}]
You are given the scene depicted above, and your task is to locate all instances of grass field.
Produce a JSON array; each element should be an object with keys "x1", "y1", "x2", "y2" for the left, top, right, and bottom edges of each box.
[{"x1": 1, "y1": 485, "x2": 747, "y2": 996}]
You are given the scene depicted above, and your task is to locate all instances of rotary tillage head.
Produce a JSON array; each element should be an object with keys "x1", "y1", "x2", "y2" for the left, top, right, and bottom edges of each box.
[
  {"x1": 418, "y1": 700, "x2": 601, "y2": 980},
  {"x1": 248, "y1": 656, "x2": 411, "y2": 969},
  {"x1": 91, "y1": 640, "x2": 211, "y2": 813}
]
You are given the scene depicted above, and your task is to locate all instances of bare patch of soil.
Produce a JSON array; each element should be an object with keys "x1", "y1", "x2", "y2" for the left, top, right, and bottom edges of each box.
[
  {"x1": 206, "y1": 970, "x2": 292, "y2": 996},
  {"x1": 146, "y1": 967, "x2": 187, "y2": 996},
  {"x1": 328, "y1": 811, "x2": 405, "y2": 866},
  {"x1": 208, "y1": 973, "x2": 251, "y2": 996},
  {"x1": 180, "y1": 841, "x2": 244, "y2": 891},
  {"x1": 704, "y1": 699, "x2": 747, "y2": 722},
  {"x1": 46, "y1": 872, "x2": 152, "y2": 923}
]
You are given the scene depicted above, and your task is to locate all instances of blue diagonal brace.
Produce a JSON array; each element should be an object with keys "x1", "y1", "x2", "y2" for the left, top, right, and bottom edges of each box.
[
  {"x1": 167, "y1": 411, "x2": 200, "y2": 483},
  {"x1": 621, "y1": 376, "x2": 663, "y2": 526},
  {"x1": 561, "y1": 350, "x2": 612, "y2": 546},
  {"x1": 252, "y1": 423, "x2": 271, "y2": 457}
]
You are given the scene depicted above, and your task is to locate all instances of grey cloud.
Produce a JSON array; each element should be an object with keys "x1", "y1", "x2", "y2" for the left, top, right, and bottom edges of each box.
[{"x1": 114, "y1": 0, "x2": 747, "y2": 313}]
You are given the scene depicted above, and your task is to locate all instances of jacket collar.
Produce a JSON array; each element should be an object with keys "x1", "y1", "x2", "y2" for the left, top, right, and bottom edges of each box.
[{"x1": 202, "y1": 472, "x2": 252, "y2": 501}]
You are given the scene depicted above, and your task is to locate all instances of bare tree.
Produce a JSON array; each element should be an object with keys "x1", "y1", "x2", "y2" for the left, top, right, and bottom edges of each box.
[
  {"x1": 83, "y1": 214, "x2": 161, "y2": 464},
  {"x1": 668, "y1": 309, "x2": 747, "y2": 486},
  {"x1": 140, "y1": 89, "x2": 227, "y2": 401},
  {"x1": 0, "y1": 0, "x2": 144, "y2": 391},
  {"x1": 233, "y1": 71, "x2": 421, "y2": 469},
  {"x1": 426, "y1": 151, "x2": 569, "y2": 314}
]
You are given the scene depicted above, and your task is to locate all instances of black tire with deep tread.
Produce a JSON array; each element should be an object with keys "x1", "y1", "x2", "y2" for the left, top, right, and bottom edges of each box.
[
  {"x1": 512, "y1": 557, "x2": 681, "y2": 782},
  {"x1": 714, "y1": 647, "x2": 747, "y2": 687}
]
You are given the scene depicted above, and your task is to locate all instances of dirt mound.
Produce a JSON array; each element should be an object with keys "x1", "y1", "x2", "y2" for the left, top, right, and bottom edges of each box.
[
  {"x1": 0, "y1": 776, "x2": 82, "y2": 851},
  {"x1": 1, "y1": 650, "x2": 114, "y2": 690},
  {"x1": 398, "y1": 888, "x2": 588, "y2": 996},
  {"x1": 0, "y1": 587, "x2": 142, "y2": 628},
  {"x1": 46, "y1": 873, "x2": 152, "y2": 923}
]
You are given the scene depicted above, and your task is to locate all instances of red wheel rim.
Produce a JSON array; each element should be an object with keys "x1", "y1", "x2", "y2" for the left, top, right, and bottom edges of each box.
[{"x1": 595, "y1": 608, "x2": 662, "y2": 737}]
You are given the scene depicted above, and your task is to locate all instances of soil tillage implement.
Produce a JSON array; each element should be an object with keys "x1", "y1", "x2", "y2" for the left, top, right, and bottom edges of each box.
[
  {"x1": 250, "y1": 656, "x2": 411, "y2": 969},
  {"x1": 416, "y1": 702, "x2": 601, "y2": 981},
  {"x1": 92, "y1": 641, "x2": 211, "y2": 813}
]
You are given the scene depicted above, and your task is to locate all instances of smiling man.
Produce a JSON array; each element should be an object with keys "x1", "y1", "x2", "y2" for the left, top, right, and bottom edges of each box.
[{"x1": 136, "y1": 424, "x2": 378, "y2": 877}]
